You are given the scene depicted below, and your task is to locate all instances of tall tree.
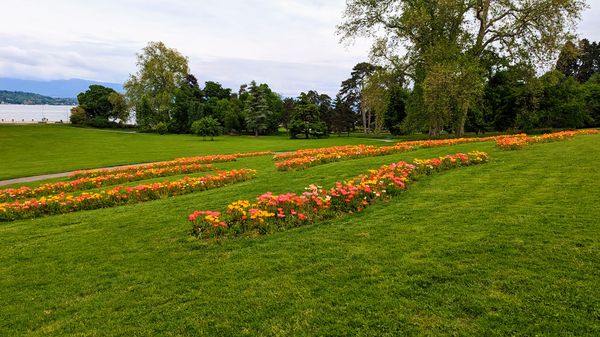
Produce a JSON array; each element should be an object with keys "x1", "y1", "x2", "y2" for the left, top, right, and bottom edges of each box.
[
  {"x1": 124, "y1": 41, "x2": 190, "y2": 130},
  {"x1": 331, "y1": 94, "x2": 356, "y2": 136},
  {"x1": 244, "y1": 81, "x2": 270, "y2": 136},
  {"x1": 170, "y1": 74, "x2": 203, "y2": 133},
  {"x1": 338, "y1": 0, "x2": 586, "y2": 137},
  {"x1": 340, "y1": 62, "x2": 380, "y2": 133}
]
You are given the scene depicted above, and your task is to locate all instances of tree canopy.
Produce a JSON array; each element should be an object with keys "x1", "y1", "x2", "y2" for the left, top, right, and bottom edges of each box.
[{"x1": 338, "y1": 0, "x2": 586, "y2": 136}]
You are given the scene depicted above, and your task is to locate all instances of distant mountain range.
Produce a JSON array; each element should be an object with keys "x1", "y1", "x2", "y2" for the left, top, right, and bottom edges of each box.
[
  {"x1": 0, "y1": 90, "x2": 76, "y2": 105},
  {"x1": 0, "y1": 78, "x2": 123, "y2": 99}
]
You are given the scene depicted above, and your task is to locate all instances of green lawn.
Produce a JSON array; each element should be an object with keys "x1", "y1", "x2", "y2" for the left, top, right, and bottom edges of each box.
[
  {"x1": 0, "y1": 124, "x2": 384, "y2": 180},
  {"x1": 1, "y1": 126, "x2": 599, "y2": 336}
]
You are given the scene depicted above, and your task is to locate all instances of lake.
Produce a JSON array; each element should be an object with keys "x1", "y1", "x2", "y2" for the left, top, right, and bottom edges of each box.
[{"x1": 0, "y1": 104, "x2": 73, "y2": 123}]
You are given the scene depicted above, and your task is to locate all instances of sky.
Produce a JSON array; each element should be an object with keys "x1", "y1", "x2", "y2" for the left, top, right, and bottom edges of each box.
[{"x1": 0, "y1": 0, "x2": 599, "y2": 97}]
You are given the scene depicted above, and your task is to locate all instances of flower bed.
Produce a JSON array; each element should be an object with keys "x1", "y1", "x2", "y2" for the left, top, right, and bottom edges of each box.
[
  {"x1": 0, "y1": 169, "x2": 256, "y2": 221},
  {"x1": 69, "y1": 151, "x2": 273, "y2": 179},
  {"x1": 495, "y1": 130, "x2": 599, "y2": 150},
  {"x1": 189, "y1": 151, "x2": 489, "y2": 239},
  {"x1": 273, "y1": 137, "x2": 491, "y2": 171},
  {"x1": 0, "y1": 163, "x2": 215, "y2": 202}
]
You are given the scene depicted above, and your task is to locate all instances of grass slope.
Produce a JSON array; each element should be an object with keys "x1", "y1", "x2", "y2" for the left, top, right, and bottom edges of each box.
[
  {"x1": 1, "y1": 135, "x2": 599, "y2": 335},
  {"x1": 0, "y1": 124, "x2": 383, "y2": 180}
]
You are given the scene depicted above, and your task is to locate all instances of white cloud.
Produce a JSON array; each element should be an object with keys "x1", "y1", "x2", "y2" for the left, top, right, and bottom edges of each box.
[{"x1": 0, "y1": 0, "x2": 598, "y2": 97}]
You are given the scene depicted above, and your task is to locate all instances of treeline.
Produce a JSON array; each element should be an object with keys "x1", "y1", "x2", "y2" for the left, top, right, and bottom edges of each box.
[
  {"x1": 0, "y1": 90, "x2": 76, "y2": 105},
  {"x1": 338, "y1": 39, "x2": 600, "y2": 136},
  {"x1": 71, "y1": 37, "x2": 600, "y2": 137}
]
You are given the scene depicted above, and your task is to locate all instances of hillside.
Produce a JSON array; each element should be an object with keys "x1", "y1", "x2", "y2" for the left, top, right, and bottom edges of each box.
[
  {"x1": 0, "y1": 90, "x2": 76, "y2": 105},
  {"x1": 0, "y1": 77, "x2": 123, "y2": 98}
]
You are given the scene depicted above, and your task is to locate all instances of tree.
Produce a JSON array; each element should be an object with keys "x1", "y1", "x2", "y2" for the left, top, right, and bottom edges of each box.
[
  {"x1": 538, "y1": 70, "x2": 588, "y2": 128},
  {"x1": 331, "y1": 94, "x2": 355, "y2": 136},
  {"x1": 107, "y1": 92, "x2": 129, "y2": 125},
  {"x1": 170, "y1": 74, "x2": 203, "y2": 133},
  {"x1": 340, "y1": 62, "x2": 380, "y2": 133},
  {"x1": 583, "y1": 73, "x2": 600, "y2": 126},
  {"x1": 242, "y1": 81, "x2": 282, "y2": 136},
  {"x1": 203, "y1": 81, "x2": 232, "y2": 100},
  {"x1": 124, "y1": 41, "x2": 190, "y2": 130},
  {"x1": 244, "y1": 81, "x2": 270, "y2": 136},
  {"x1": 385, "y1": 85, "x2": 409, "y2": 135},
  {"x1": 556, "y1": 40, "x2": 581, "y2": 78},
  {"x1": 69, "y1": 106, "x2": 88, "y2": 125},
  {"x1": 288, "y1": 93, "x2": 327, "y2": 139},
  {"x1": 191, "y1": 116, "x2": 223, "y2": 140},
  {"x1": 338, "y1": 0, "x2": 586, "y2": 137},
  {"x1": 281, "y1": 97, "x2": 295, "y2": 129},
  {"x1": 484, "y1": 64, "x2": 540, "y2": 131},
  {"x1": 77, "y1": 85, "x2": 118, "y2": 120}
]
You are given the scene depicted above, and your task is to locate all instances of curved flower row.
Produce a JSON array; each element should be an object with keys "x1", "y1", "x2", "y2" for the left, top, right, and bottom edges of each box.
[
  {"x1": 189, "y1": 151, "x2": 489, "y2": 239},
  {"x1": 273, "y1": 137, "x2": 494, "y2": 171},
  {"x1": 69, "y1": 151, "x2": 273, "y2": 179},
  {"x1": 0, "y1": 169, "x2": 256, "y2": 222},
  {"x1": 0, "y1": 163, "x2": 215, "y2": 202},
  {"x1": 495, "y1": 129, "x2": 599, "y2": 150}
]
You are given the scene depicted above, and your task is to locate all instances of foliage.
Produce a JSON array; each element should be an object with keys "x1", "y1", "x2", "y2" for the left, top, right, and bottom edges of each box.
[
  {"x1": 556, "y1": 39, "x2": 600, "y2": 82},
  {"x1": 107, "y1": 92, "x2": 129, "y2": 124},
  {"x1": 288, "y1": 93, "x2": 327, "y2": 139},
  {"x1": 154, "y1": 122, "x2": 168, "y2": 135},
  {"x1": 69, "y1": 106, "x2": 87, "y2": 125},
  {"x1": 338, "y1": 0, "x2": 586, "y2": 136},
  {"x1": 340, "y1": 62, "x2": 381, "y2": 133},
  {"x1": 76, "y1": 84, "x2": 120, "y2": 122},
  {"x1": 124, "y1": 41, "x2": 190, "y2": 130},
  {"x1": 191, "y1": 116, "x2": 223, "y2": 140},
  {"x1": 243, "y1": 81, "x2": 282, "y2": 136},
  {"x1": 331, "y1": 94, "x2": 356, "y2": 136}
]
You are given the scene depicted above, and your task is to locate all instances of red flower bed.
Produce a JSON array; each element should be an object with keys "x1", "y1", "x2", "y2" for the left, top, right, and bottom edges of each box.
[
  {"x1": 190, "y1": 151, "x2": 489, "y2": 239},
  {"x1": 0, "y1": 163, "x2": 215, "y2": 201},
  {"x1": 0, "y1": 169, "x2": 256, "y2": 221}
]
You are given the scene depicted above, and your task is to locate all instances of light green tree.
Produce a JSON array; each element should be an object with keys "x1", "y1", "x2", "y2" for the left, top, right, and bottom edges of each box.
[{"x1": 124, "y1": 41, "x2": 190, "y2": 130}]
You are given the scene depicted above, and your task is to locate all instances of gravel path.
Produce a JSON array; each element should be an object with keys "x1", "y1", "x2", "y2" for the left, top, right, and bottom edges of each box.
[{"x1": 0, "y1": 162, "x2": 153, "y2": 187}]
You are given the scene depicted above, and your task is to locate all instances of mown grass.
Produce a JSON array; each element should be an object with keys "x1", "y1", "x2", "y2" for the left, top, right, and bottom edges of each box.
[
  {"x1": 0, "y1": 124, "x2": 385, "y2": 180},
  {"x1": 1, "y1": 131, "x2": 599, "y2": 335}
]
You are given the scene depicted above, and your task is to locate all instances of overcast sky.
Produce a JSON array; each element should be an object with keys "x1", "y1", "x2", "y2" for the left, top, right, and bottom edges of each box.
[{"x1": 0, "y1": 0, "x2": 599, "y2": 97}]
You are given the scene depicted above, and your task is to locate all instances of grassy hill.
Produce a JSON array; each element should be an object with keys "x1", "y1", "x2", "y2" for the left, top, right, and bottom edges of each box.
[
  {"x1": 0, "y1": 90, "x2": 76, "y2": 105},
  {"x1": 1, "y1": 125, "x2": 599, "y2": 336}
]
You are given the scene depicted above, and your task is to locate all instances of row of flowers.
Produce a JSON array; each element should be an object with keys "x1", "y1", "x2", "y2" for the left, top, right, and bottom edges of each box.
[
  {"x1": 0, "y1": 169, "x2": 256, "y2": 222},
  {"x1": 495, "y1": 129, "x2": 600, "y2": 150},
  {"x1": 274, "y1": 130, "x2": 598, "y2": 170},
  {"x1": 0, "y1": 163, "x2": 216, "y2": 202},
  {"x1": 189, "y1": 151, "x2": 489, "y2": 239},
  {"x1": 69, "y1": 151, "x2": 273, "y2": 179},
  {"x1": 273, "y1": 137, "x2": 497, "y2": 171}
]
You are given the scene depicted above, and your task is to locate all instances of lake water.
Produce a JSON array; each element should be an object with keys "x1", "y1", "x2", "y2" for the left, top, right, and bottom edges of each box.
[{"x1": 0, "y1": 104, "x2": 73, "y2": 123}]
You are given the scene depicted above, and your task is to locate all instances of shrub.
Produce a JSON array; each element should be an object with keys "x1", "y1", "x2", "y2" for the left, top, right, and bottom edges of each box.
[
  {"x1": 69, "y1": 106, "x2": 88, "y2": 125},
  {"x1": 191, "y1": 117, "x2": 223, "y2": 140},
  {"x1": 154, "y1": 122, "x2": 168, "y2": 135}
]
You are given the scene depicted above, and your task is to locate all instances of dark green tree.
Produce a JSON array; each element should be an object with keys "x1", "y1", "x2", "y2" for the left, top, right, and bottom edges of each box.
[
  {"x1": 288, "y1": 93, "x2": 327, "y2": 139},
  {"x1": 340, "y1": 62, "x2": 380, "y2": 133},
  {"x1": 331, "y1": 94, "x2": 355, "y2": 136},
  {"x1": 191, "y1": 116, "x2": 223, "y2": 140},
  {"x1": 77, "y1": 85, "x2": 118, "y2": 120},
  {"x1": 244, "y1": 81, "x2": 270, "y2": 136}
]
